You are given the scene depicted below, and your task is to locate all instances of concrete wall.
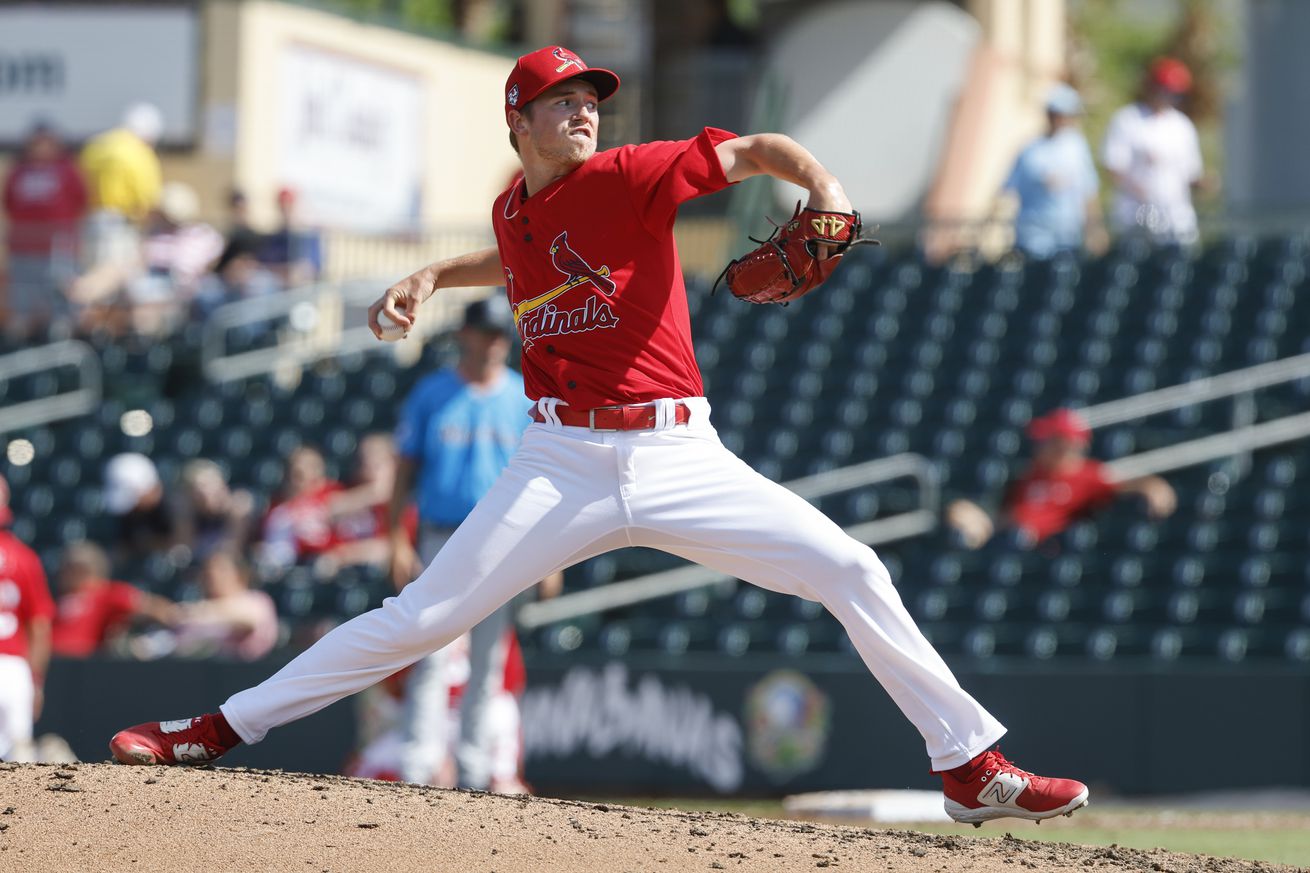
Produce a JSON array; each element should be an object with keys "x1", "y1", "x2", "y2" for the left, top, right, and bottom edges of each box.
[
  {"x1": 232, "y1": 0, "x2": 515, "y2": 230},
  {"x1": 764, "y1": 1, "x2": 982, "y2": 221},
  {"x1": 1226, "y1": 0, "x2": 1310, "y2": 216},
  {"x1": 759, "y1": 0, "x2": 1068, "y2": 237},
  {"x1": 924, "y1": 0, "x2": 1070, "y2": 256}
]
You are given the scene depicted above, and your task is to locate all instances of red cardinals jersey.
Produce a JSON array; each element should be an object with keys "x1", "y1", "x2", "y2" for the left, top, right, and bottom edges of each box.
[
  {"x1": 492, "y1": 127, "x2": 738, "y2": 408},
  {"x1": 0, "y1": 531, "x2": 55, "y2": 659},
  {"x1": 1003, "y1": 459, "x2": 1117, "y2": 543}
]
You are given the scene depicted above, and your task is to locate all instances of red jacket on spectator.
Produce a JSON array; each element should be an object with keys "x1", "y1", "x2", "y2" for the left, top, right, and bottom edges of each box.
[
  {"x1": 51, "y1": 578, "x2": 144, "y2": 657},
  {"x1": 262, "y1": 481, "x2": 345, "y2": 563},
  {"x1": 1002, "y1": 458, "x2": 1117, "y2": 543},
  {"x1": 3, "y1": 155, "x2": 87, "y2": 255}
]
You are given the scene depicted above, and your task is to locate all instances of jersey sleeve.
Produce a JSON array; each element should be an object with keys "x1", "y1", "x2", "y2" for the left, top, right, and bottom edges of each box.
[
  {"x1": 617, "y1": 127, "x2": 738, "y2": 235},
  {"x1": 1085, "y1": 460, "x2": 1119, "y2": 506},
  {"x1": 109, "y1": 581, "x2": 145, "y2": 617},
  {"x1": 19, "y1": 548, "x2": 55, "y2": 624}
]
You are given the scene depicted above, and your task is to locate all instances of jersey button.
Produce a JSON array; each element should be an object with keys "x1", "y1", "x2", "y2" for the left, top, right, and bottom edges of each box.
[
  {"x1": 567, "y1": 380, "x2": 577, "y2": 390},
  {"x1": 546, "y1": 345, "x2": 555, "y2": 354},
  {"x1": 524, "y1": 234, "x2": 532, "y2": 242},
  {"x1": 521, "y1": 217, "x2": 530, "y2": 224}
]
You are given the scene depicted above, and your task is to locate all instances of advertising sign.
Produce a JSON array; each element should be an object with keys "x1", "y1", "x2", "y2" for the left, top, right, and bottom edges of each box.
[
  {"x1": 277, "y1": 44, "x2": 424, "y2": 231},
  {"x1": 0, "y1": 4, "x2": 198, "y2": 145}
]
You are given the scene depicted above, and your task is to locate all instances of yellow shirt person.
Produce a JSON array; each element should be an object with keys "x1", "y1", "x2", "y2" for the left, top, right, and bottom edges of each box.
[{"x1": 79, "y1": 104, "x2": 163, "y2": 222}]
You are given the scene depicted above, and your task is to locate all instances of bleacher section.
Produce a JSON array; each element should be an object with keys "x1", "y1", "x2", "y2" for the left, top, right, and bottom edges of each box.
[{"x1": 3, "y1": 234, "x2": 1309, "y2": 662}]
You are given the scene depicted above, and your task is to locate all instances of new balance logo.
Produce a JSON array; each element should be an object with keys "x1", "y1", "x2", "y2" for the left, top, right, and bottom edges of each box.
[
  {"x1": 978, "y1": 771, "x2": 1028, "y2": 807},
  {"x1": 160, "y1": 718, "x2": 196, "y2": 734}
]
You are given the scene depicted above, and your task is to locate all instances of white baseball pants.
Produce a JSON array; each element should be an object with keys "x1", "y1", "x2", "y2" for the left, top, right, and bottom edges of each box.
[
  {"x1": 223, "y1": 397, "x2": 1005, "y2": 770},
  {"x1": 0, "y1": 654, "x2": 35, "y2": 761}
]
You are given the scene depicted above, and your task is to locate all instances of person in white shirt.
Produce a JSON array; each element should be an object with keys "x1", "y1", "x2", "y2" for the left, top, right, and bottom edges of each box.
[{"x1": 1101, "y1": 57, "x2": 1203, "y2": 245}]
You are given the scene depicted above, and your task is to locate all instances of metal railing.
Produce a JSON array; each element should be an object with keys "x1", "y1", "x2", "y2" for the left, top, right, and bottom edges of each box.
[
  {"x1": 1109, "y1": 411, "x2": 1310, "y2": 481},
  {"x1": 517, "y1": 453, "x2": 938, "y2": 629},
  {"x1": 1080, "y1": 351, "x2": 1310, "y2": 482},
  {"x1": 1081, "y1": 352, "x2": 1310, "y2": 429},
  {"x1": 200, "y1": 278, "x2": 493, "y2": 383},
  {"x1": 0, "y1": 340, "x2": 102, "y2": 434}
]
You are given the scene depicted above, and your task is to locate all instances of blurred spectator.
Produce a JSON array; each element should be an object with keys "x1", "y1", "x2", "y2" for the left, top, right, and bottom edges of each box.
[
  {"x1": 1002, "y1": 84, "x2": 1105, "y2": 259},
  {"x1": 0, "y1": 474, "x2": 54, "y2": 760},
  {"x1": 1, "y1": 121, "x2": 87, "y2": 340},
  {"x1": 72, "y1": 182, "x2": 224, "y2": 337},
  {"x1": 78, "y1": 103, "x2": 164, "y2": 272},
  {"x1": 176, "y1": 459, "x2": 256, "y2": 564},
  {"x1": 946, "y1": 408, "x2": 1177, "y2": 550},
  {"x1": 224, "y1": 187, "x2": 262, "y2": 252},
  {"x1": 103, "y1": 452, "x2": 182, "y2": 564},
  {"x1": 192, "y1": 235, "x2": 280, "y2": 319},
  {"x1": 172, "y1": 551, "x2": 277, "y2": 661},
  {"x1": 50, "y1": 542, "x2": 177, "y2": 658},
  {"x1": 259, "y1": 446, "x2": 344, "y2": 571},
  {"x1": 126, "y1": 182, "x2": 225, "y2": 334},
  {"x1": 258, "y1": 187, "x2": 323, "y2": 287},
  {"x1": 1102, "y1": 57, "x2": 1203, "y2": 246},
  {"x1": 331, "y1": 433, "x2": 418, "y2": 568}
]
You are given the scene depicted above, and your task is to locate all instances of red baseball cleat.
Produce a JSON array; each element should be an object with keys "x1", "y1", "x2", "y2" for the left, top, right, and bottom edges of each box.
[
  {"x1": 941, "y1": 748, "x2": 1089, "y2": 826},
  {"x1": 109, "y1": 713, "x2": 241, "y2": 766}
]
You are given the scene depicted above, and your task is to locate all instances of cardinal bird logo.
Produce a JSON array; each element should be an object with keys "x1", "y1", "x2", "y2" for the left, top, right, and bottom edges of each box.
[
  {"x1": 549, "y1": 232, "x2": 616, "y2": 296},
  {"x1": 511, "y1": 231, "x2": 619, "y2": 347},
  {"x1": 553, "y1": 47, "x2": 585, "y2": 73}
]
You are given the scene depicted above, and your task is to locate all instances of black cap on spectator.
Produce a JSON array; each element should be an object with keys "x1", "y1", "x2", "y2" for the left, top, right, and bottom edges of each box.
[{"x1": 462, "y1": 297, "x2": 515, "y2": 335}]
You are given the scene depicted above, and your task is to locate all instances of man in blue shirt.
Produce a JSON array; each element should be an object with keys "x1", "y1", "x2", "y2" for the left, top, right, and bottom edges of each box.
[
  {"x1": 1003, "y1": 84, "x2": 1105, "y2": 258},
  {"x1": 387, "y1": 297, "x2": 554, "y2": 790}
]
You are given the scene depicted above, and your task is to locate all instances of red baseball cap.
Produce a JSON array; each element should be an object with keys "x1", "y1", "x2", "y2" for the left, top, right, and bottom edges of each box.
[
  {"x1": 1027, "y1": 408, "x2": 1091, "y2": 445},
  {"x1": 1148, "y1": 57, "x2": 1193, "y2": 94},
  {"x1": 504, "y1": 46, "x2": 620, "y2": 125},
  {"x1": 0, "y1": 474, "x2": 11, "y2": 527}
]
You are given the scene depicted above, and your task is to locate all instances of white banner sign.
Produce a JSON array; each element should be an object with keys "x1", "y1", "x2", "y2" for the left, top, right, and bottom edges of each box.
[
  {"x1": 277, "y1": 44, "x2": 424, "y2": 231},
  {"x1": 0, "y1": 5, "x2": 197, "y2": 144}
]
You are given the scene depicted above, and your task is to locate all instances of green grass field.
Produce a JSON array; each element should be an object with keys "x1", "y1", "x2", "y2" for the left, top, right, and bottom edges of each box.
[{"x1": 588, "y1": 799, "x2": 1310, "y2": 866}]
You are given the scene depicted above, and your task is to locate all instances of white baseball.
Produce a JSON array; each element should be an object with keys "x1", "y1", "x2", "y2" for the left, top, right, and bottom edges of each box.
[{"x1": 377, "y1": 309, "x2": 410, "y2": 342}]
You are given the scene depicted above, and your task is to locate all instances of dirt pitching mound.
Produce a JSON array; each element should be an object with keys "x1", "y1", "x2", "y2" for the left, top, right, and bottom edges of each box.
[{"x1": 0, "y1": 763, "x2": 1298, "y2": 873}]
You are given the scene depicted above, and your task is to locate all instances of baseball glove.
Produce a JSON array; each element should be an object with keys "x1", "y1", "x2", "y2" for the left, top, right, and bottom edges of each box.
[{"x1": 712, "y1": 203, "x2": 878, "y2": 305}]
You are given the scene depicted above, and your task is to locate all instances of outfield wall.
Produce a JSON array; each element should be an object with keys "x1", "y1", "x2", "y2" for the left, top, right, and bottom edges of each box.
[{"x1": 40, "y1": 653, "x2": 1309, "y2": 796}]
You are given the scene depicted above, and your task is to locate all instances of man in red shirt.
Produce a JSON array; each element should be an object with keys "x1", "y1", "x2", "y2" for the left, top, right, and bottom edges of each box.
[
  {"x1": 259, "y1": 446, "x2": 345, "y2": 570},
  {"x1": 947, "y1": 408, "x2": 1177, "y2": 548},
  {"x1": 112, "y1": 46, "x2": 1089, "y2": 826},
  {"x1": 50, "y1": 542, "x2": 178, "y2": 658},
  {"x1": 0, "y1": 475, "x2": 55, "y2": 760},
  {"x1": 2, "y1": 122, "x2": 87, "y2": 339}
]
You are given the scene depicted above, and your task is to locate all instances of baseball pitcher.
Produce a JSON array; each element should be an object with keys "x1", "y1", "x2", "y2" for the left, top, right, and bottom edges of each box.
[{"x1": 111, "y1": 46, "x2": 1088, "y2": 826}]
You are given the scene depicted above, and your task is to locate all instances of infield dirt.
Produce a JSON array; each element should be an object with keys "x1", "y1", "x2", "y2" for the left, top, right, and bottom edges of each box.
[{"x1": 0, "y1": 763, "x2": 1303, "y2": 873}]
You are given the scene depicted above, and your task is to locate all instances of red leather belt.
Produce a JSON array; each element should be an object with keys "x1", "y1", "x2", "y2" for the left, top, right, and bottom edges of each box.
[{"x1": 531, "y1": 402, "x2": 692, "y2": 431}]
